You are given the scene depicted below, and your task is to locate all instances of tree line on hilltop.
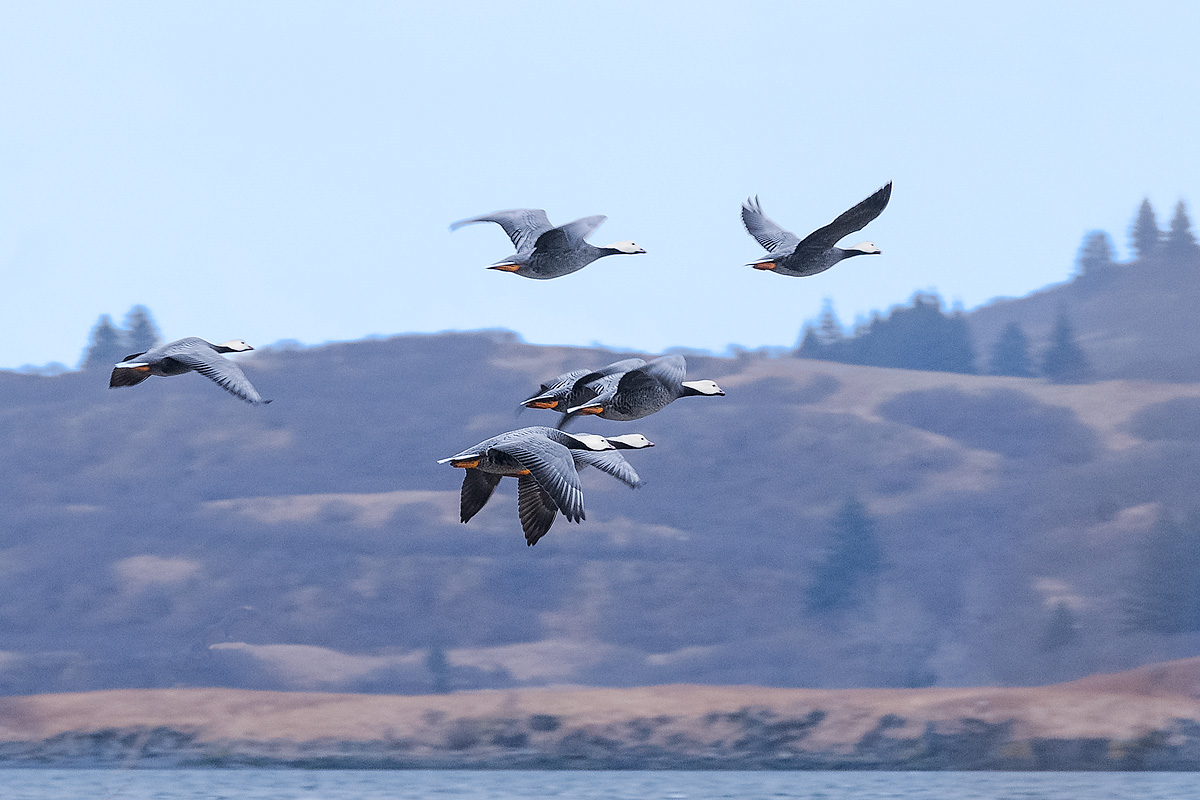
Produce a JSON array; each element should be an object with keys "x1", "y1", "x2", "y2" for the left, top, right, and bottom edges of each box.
[{"x1": 796, "y1": 198, "x2": 1200, "y2": 382}]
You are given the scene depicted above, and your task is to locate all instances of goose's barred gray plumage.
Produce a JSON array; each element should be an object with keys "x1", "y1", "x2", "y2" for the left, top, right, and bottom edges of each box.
[
  {"x1": 522, "y1": 358, "x2": 648, "y2": 419},
  {"x1": 450, "y1": 208, "x2": 645, "y2": 279},
  {"x1": 439, "y1": 426, "x2": 651, "y2": 545},
  {"x1": 742, "y1": 182, "x2": 892, "y2": 277},
  {"x1": 558, "y1": 355, "x2": 724, "y2": 429},
  {"x1": 108, "y1": 337, "x2": 270, "y2": 405}
]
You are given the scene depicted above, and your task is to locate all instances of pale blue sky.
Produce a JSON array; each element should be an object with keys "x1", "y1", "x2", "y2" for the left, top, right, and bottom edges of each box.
[{"x1": 1, "y1": 1, "x2": 1197, "y2": 368}]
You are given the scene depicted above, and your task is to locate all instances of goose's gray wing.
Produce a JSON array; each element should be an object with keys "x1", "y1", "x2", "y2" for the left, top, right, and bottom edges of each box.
[
  {"x1": 523, "y1": 368, "x2": 592, "y2": 404},
  {"x1": 623, "y1": 355, "x2": 687, "y2": 391},
  {"x1": 741, "y1": 197, "x2": 801, "y2": 254},
  {"x1": 517, "y1": 474, "x2": 559, "y2": 546},
  {"x1": 166, "y1": 344, "x2": 268, "y2": 404},
  {"x1": 795, "y1": 182, "x2": 893, "y2": 251},
  {"x1": 460, "y1": 468, "x2": 502, "y2": 523},
  {"x1": 573, "y1": 450, "x2": 642, "y2": 489},
  {"x1": 533, "y1": 215, "x2": 607, "y2": 252},
  {"x1": 557, "y1": 374, "x2": 621, "y2": 430},
  {"x1": 493, "y1": 436, "x2": 585, "y2": 522},
  {"x1": 146, "y1": 337, "x2": 211, "y2": 360},
  {"x1": 450, "y1": 209, "x2": 554, "y2": 252},
  {"x1": 596, "y1": 357, "x2": 646, "y2": 377}
]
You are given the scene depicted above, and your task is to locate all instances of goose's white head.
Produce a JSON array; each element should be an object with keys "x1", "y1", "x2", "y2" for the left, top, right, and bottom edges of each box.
[
  {"x1": 215, "y1": 340, "x2": 254, "y2": 353},
  {"x1": 605, "y1": 433, "x2": 654, "y2": 449},
  {"x1": 681, "y1": 379, "x2": 725, "y2": 396},
  {"x1": 606, "y1": 241, "x2": 647, "y2": 255},
  {"x1": 849, "y1": 241, "x2": 881, "y2": 255},
  {"x1": 566, "y1": 433, "x2": 617, "y2": 451}
]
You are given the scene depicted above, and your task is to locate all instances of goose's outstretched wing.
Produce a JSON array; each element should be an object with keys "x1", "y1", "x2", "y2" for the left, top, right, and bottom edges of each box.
[
  {"x1": 450, "y1": 209, "x2": 554, "y2": 253},
  {"x1": 168, "y1": 345, "x2": 269, "y2": 404},
  {"x1": 517, "y1": 474, "x2": 559, "y2": 546},
  {"x1": 573, "y1": 449, "x2": 642, "y2": 489},
  {"x1": 741, "y1": 197, "x2": 801, "y2": 254},
  {"x1": 795, "y1": 182, "x2": 893, "y2": 251},
  {"x1": 523, "y1": 368, "x2": 592, "y2": 406},
  {"x1": 493, "y1": 437, "x2": 585, "y2": 523},
  {"x1": 533, "y1": 215, "x2": 607, "y2": 252},
  {"x1": 615, "y1": 354, "x2": 686, "y2": 396},
  {"x1": 460, "y1": 468, "x2": 502, "y2": 523}
]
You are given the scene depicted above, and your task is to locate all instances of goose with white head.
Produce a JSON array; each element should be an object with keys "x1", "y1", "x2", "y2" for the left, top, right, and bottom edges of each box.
[
  {"x1": 521, "y1": 357, "x2": 648, "y2": 418},
  {"x1": 450, "y1": 208, "x2": 645, "y2": 279},
  {"x1": 741, "y1": 182, "x2": 892, "y2": 277},
  {"x1": 559, "y1": 355, "x2": 724, "y2": 429},
  {"x1": 439, "y1": 426, "x2": 652, "y2": 545},
  {"x1": 109, "y1": 337, "x2": 270, "y2": 405}
]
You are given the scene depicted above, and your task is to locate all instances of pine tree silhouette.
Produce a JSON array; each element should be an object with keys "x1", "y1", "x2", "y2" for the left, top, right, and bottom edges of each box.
[
  {"x1": 1130, "y1": 199, "x2": 1161, "y2": 261},
  {"x1": 80, "y1": 315, "x2": 128, "y2": 370},
  {"x1": 806, "y1": 497, "x2": 883, "y2": 613},
  {"x1": 1074, "y1": 230, "x2": 1117, "y2": 281},
  {"x1": 816, "y1": 299, "x2": 844, "y2": 345},
  {"x1": 122, "y1": 305, "x2": 162, "y2": 355},
  {"x1": 425, "y1": 643, "x2": 451, "y2": 693},
  {"x1": 1039, "y1": 601, "x2": 1079, "y2": 652},
  {"x1": 1040, "y1": 308, "x2": 1093, "y2": 384},
  {"x1": 1124, "y1": 512, "x2": 1200, "y2": 634},
  {"x1": 796, "y1": 326, "x2": 824, "y2": 358},
  {"x1": 988, "y1": 321, "x2": 1034, "y2": 377},
  {"x1": 1163, "y1": 201, "x2": 1200, "y2": 264},
  {"x1": 796, "y1": 300, "x2": 845, "y2": 359}
]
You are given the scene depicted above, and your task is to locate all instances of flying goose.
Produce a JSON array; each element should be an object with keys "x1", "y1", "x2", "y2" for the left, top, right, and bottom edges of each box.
[
  {"x1": 560, "y1": 355, "x2": 723, "y2": 428},
  {"x1": 517, "y1": 433, "x2": 654, "y2": 545},
  {"x1": 439, "y1": 427, "x2": 652, "y2": 545},
  {"x1": 109, "y1": 337, "x2": 270, "y2": 404},
  {"x1": 450, "y1": 208, "x2": 645, "y2": 279},
  {"x1": 521, "y1": 358, "x2": 647, "y2": 414},
  {"x1": 741, "y1": 182, "x2": 892, "y2": 277}
]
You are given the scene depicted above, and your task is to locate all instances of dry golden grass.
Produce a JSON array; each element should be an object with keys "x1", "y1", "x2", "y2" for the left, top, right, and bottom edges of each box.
[{"x1": 3, "y1": 657, "x2": 1200, "y2": 749}]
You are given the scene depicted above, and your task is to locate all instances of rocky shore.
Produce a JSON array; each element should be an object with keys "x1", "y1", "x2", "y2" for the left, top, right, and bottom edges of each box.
[{"x1": 4, "y1": 658, "x2": 1200, "y2": 770}]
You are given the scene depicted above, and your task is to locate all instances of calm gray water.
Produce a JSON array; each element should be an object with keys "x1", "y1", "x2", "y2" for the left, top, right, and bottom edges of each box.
[{"x1": 0, "y1": 770, "x2": 1197, "y2": 800}]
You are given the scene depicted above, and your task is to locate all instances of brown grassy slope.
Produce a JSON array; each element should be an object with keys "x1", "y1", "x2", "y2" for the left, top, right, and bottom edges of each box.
[{"x1": 4, "y1": 656, "x2": 1200, "y2": 749}]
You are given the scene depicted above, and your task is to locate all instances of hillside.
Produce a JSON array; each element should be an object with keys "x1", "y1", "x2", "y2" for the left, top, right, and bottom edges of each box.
[
  {"x1": 966, "y1": 246, "x2": 1200, "y2": 380},
  {"x1": 5, "y1": 657, "x2": 1200, "y2": 769},
  {"x1": 2, "y1": 330, "x2": 1200, "y2": 696}
]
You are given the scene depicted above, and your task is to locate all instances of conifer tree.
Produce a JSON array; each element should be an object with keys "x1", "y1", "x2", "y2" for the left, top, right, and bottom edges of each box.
[
  {"x1": 1163, "y1": 201, "x2": 1200, "y2": 263},
  {"x1": 426, "y1": 643, "x2": 451, "y2": 693},
  {"x1": 122, "y1": 305, "x2": 162, "y2": 355},
  {"x1": 80, "y1": 314, "x2": 127, "y2": 370},
  {"x1": 806, "y1": 497, "x2": 883, "y2": 613},
  {"x1": 1040, "y1": 308, "x2": 1093, "y2": 384},
  {"x1": 1074, "y1": 230, "x2": 1116, "y2": 280},
  {"x1": 797, "y1": 300, "x2": 845, "y2": 359},
  {"x1": 1130, "y1": 199, "x2": 1161, "y2": 261},
  {"x1": 795, "y1": 325, "x2": 824, "y2": 358},
  {"x1": 1124, "y1": 512, "x2": 1200, "y2": 634},
  {"x1": 988, "y1": 321, "x2": 1034, "y2": 377},
  {"x1": 1039, "y1": 601, "x2": 1079, "y2": 652}
]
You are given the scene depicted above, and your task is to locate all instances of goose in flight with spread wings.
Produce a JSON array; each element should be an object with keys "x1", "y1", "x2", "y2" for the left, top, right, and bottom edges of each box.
[
  {"x1": 439, "y1": 427, "x2": 652, "y2": 545},
  {"x1": 521, "y1": 358, "x2": 648, "y2": 414},
  {"x1": 741, "y1": 182, "x2": 892, "y2": 277},
  {"x1": 450, "y1": 208, "x2": 645, "y2": 279},
  {"x1": 109, "y1": 337, "x2": 270, "y2": 404},
  {"x1": 559, "y1": 355, "x2": 723, "y2": 429}
]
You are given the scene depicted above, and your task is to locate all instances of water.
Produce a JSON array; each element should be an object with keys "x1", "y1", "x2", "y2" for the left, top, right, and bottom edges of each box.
[{"x1": 0, "y1": 770, "x2": 1196, "y2": 800}]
